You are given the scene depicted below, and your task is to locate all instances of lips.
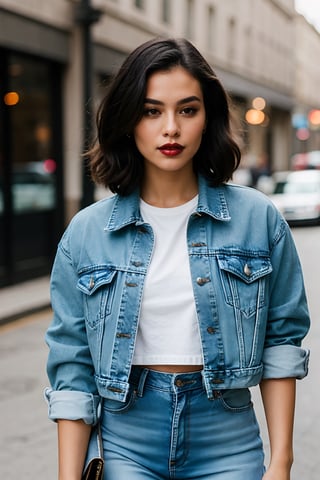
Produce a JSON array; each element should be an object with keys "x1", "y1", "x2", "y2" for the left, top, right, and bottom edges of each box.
[{"x1": 158, "y1": 143, "x2": 184, "y2": 156}]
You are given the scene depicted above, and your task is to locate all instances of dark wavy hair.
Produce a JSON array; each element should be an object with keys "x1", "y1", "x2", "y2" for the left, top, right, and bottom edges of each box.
[{"x1": 90, "y1": 37, "x2": 241, "y2": 195}]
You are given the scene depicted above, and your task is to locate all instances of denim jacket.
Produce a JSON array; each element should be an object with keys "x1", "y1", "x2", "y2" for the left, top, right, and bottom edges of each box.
[{"x1": 45, "y1": 175, "x2": 310, "y2": 424}]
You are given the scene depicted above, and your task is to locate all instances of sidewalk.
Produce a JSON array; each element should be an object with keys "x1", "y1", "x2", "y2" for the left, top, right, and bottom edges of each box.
[{"x1": 0, "y1": 276, "x2": 51, "y2": 325}]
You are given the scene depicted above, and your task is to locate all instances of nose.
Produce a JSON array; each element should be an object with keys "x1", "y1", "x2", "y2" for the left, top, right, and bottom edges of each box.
[{"x1": 162, "y1": 113, "x2": 180, "y2": 138}]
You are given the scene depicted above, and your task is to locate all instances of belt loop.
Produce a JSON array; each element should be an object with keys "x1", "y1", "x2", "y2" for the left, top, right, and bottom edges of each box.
[{"x1": 136, "y1": 368, "x2": 149, "y2": 397}]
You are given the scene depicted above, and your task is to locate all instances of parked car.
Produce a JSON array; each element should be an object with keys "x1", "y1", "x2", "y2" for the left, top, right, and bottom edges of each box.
[
  {"x1": 291, "y1": 150, "x2": 320, "y2": 170},
  {"x1": 12, "y1": 168, "x2": 55, "y2": 212},
  {"x1": 270, "y1": 170, "x2": 290, "y2": 194},
  {"x1": 0, "y1": 162, "x2": 55, "y2": 214},
  {"x1": 269, "y1": 169, "x2": 320, "y2": 225}
]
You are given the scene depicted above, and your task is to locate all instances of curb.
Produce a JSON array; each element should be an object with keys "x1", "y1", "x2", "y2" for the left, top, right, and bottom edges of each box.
[
  {"x1": 0, "y1": 303, "x2": 51, "y2": 327},
  {"x1": 0, "y1": 276, "x2": 51, "y2": 327}
]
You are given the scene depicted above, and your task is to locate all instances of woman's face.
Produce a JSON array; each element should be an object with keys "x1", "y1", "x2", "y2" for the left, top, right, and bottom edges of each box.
[{"x1": 133, "y1": 66, "x2": 206, "y2": 177}]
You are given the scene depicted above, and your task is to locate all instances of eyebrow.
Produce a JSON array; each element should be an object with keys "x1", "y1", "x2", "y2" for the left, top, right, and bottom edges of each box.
[{"x1": 144, "y1": 95, "x2": 202, "y2": 106}]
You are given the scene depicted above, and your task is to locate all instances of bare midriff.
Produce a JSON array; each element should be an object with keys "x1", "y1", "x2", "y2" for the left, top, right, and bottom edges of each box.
[{"x1": 140, "y1": 365, "x2": 203, "y2": 373}]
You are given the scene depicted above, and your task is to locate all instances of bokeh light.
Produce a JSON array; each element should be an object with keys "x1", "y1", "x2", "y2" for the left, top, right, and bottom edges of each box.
[
  {"x1": 296, "y1": 128, "x2": 310, "y2": 141},
  {"x1": 245, "y1": 109, "x2": 265, "y2": 125},
  {"x1": 308, "y1": 109, "x2": 320, "y2": 126},
  {"x1": 43, "y1": 158, "x2": 57, "y2": 173},
  {"x1": 4, "y1": 91, "x2": 20, "y2": 106},
  {"x1": 252, "y1": 97, "x2": 266, "y2": 111}
]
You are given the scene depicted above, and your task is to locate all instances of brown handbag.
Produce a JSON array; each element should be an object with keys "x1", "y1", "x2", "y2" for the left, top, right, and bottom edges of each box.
[{"x1": 82, "y1": 457, "x2": 104, "y2": 480}]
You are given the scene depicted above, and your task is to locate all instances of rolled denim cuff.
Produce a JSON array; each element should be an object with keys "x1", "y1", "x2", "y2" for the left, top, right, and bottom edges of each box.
[
  {"x1": 44, "y1": 388, "x2": 101, "y2": 425},
  {"x1": 262, "y1": 345, "x2": 310, "y2": 380}
]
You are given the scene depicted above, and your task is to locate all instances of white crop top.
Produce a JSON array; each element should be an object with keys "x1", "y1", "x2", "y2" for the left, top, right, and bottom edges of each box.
[{"x1": 132, "y1": 195, "x2": 203, "y2": 365}]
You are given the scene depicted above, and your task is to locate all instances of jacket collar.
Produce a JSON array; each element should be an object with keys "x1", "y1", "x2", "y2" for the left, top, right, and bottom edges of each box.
[{"x1": 105, "y1": 175, "x2": 231, "y2": 232}]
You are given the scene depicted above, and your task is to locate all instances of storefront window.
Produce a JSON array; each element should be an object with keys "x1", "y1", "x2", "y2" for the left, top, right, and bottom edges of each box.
[
  {"x1": 0, "y1": 51, "x2": 63, "y2": 285},
  {"x1": 8, "y1": 55, "x2": 56, "y2": 212}
]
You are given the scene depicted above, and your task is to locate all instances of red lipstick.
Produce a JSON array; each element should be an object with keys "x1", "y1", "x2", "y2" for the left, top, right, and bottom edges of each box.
[{"x1": 158, "y1": 143, "x2": 184, "y2": 157}]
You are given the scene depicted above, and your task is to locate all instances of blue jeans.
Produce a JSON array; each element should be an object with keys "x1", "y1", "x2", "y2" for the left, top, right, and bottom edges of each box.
[{"x1": 101, "y1": 367, "x2": 265, "y2": 479}]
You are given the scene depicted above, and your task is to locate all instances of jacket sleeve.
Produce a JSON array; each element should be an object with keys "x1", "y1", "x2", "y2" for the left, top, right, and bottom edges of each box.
[
  {"x1": 262, "y1": 219, "x2": 310, "y2": 379},
  {"x1": 45, "y1": 230, "x2": 100, "y2": 424}
]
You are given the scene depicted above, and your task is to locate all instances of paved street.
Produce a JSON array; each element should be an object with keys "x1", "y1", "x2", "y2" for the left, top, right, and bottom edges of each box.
[
  {"x1": 0, "y1": 310, "x2": 57, "y2": 480},
  {"x1": 0, "y1": 226, "x2": 319, "y2": 479}
]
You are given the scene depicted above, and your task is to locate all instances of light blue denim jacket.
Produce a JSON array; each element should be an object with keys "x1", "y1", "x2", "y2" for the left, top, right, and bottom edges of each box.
[{"x1": 45, "y1": 175, "x2": 310, "y2": 425}]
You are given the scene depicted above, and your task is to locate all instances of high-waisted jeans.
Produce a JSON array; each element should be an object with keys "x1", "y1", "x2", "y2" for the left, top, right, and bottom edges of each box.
[{"x1": 100, "y1": 367, "x2": 265, "y2": 479}]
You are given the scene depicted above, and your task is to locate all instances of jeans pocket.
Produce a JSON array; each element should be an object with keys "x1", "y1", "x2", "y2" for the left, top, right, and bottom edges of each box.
[
  {"x1": 102, "y1": 387, "x2": 137, "y2": 414},
  {"x1": 219, "y1": 388, "x2": 253, "y2": 412}
]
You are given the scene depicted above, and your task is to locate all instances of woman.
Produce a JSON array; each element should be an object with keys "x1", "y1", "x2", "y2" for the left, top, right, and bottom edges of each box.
[{"x1": 45, "y1": 38, "x2": 310, "y2": 480}]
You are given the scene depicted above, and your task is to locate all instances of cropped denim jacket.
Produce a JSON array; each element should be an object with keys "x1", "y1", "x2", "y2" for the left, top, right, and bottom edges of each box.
[{"x1": 45, "y1": 175, "x2": 310, "y2": 425}]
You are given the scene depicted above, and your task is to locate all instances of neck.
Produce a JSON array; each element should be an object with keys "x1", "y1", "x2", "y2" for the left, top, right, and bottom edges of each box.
[{"x1": 141, "y1": 171, "x2": 198, "y2": 208}]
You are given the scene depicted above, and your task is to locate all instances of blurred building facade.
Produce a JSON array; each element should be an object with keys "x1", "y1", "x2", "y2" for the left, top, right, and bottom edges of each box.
[
  {"x1": 293, "y1": 13, "x2": 320, "y2": 154},
  {"x1": 1, "y1": 0, "x2": 320, "y2": 286}
]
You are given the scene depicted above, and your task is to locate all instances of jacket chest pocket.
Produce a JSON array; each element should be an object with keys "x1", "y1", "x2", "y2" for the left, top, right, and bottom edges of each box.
[
  {"x1": 77, "y1": 267, "x2": 117, "y2": 328},
  {"x1": 217, "y1": 253, "x2": 272, "y2": 317}
]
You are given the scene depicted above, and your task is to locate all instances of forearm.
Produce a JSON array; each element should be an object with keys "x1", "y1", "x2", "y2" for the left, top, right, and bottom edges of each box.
[
  {"x1": 57, "y1": 419, "x2": 92, "y2": 480},
  {"x1": 260, "y1": 378, "x2": 296, "y2": 478}
]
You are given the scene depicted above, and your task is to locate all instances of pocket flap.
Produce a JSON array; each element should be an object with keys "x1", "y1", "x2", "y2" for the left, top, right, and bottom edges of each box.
[
  {"x1": 217, "y1": 255, "x2": 272, "y2": 284},
  {"x1": 77, "y1": 268, "x2": 116, "y2": 295}
]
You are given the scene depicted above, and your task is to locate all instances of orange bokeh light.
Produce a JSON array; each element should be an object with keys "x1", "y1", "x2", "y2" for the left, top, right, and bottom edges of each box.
[
  {"x1": 308, "y1": 109, "x2": 320, "y2": 126},
  {"x1": 4, "y1": 91, "x2": 20, "y2": 106},
  {"x1": 245, "y1": 109, "x2": 265, "y2": 125}
]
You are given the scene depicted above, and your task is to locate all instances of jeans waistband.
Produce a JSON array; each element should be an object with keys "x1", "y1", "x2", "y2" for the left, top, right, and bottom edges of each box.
[{"x1": 129, "y1": 366, "x2": 205, "y2": 396}]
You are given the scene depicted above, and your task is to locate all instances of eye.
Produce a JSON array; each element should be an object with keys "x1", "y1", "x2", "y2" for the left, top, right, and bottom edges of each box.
[
  {"x1": 143, "y1": 108, "x2": 160, "y2": 117},
  {"x1": 180, "y1": 107, "x2": 198, "y2": 116}
]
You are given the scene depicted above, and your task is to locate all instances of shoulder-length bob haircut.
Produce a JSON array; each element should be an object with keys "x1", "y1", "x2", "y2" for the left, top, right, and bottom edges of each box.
[{"x1": 90, "y1": 37, "x2": 241, "y2": 195}]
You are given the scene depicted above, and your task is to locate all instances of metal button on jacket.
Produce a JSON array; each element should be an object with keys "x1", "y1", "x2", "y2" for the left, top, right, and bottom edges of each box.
[
  {"x1": 207, "y1": 326, "x2": 216, "y2": 334},
  {"x1": 211, "y1": 378, "x2": 224, "y2": 384},
  {"x1": 196, "y1": 277, "x2": 210, "y2": 286},
  {"x1": 244, "y1": 264, "x2": 251, "y2": 276}
]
